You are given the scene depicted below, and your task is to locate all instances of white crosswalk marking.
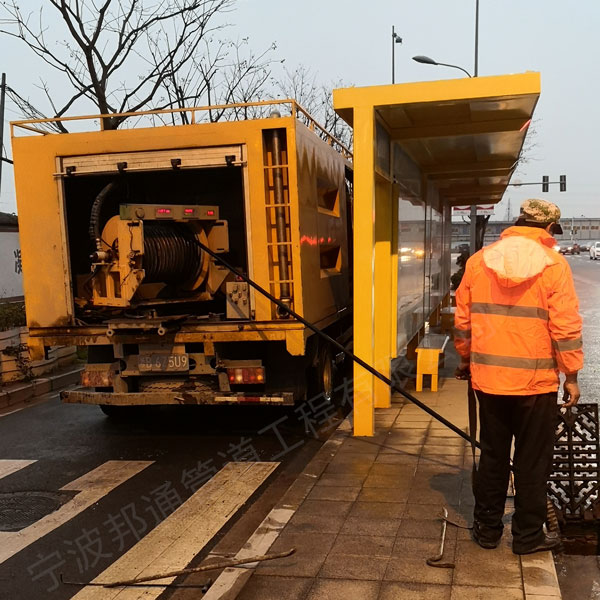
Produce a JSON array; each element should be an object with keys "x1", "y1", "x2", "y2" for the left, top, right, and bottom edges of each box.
[
  {"x1": 0, "y1": 459, "x2": 36, "y2": 480},
  {"x1": 0, "y1": 460, "x2": 153, "y2": 565},
  {"x1": 71, "y1": 461, "x2": 279, "y2": 600}
]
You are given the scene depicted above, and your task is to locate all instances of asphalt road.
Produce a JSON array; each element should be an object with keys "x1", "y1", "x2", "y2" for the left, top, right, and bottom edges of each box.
[
  {"x1": 553, "y1": 253, "x2": 600, "y2": 600},
  {"x1": 0, "y1": 394, "x2": 336, "y2": 599},
  {"x1": 1, "y1": 253, "x2": 598, "y2": 600},
  {"x1": 566, "y1": 253, "x2": 600, "y2": 403}
]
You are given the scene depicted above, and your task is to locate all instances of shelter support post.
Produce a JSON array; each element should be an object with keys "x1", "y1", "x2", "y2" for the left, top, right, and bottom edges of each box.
[{"x1": 352, "y1": 106, "x2": 376, "y2": 436}]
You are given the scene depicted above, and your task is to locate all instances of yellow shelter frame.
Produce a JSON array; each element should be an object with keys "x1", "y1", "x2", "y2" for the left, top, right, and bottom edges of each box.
[{"x1": 334, "y1": 73, "x2": 541, "y2": 436}]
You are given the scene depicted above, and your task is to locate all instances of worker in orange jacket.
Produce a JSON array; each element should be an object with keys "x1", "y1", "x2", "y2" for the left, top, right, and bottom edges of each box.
[{"x1": 454, "y1": 199, "x2": 583, "y2": 555}]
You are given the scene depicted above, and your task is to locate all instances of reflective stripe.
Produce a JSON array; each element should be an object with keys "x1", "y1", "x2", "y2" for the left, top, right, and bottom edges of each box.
[
  {"x1": 471, "y1": 302, "x2": 549, "y2": 320},
  {"x1": 471, "y1": 351, "x2": 557, "y2": 370},
  {"x1": 551, "y1": 337, "x2": 583, "y2": 352},
  {"x1": 453, "y1": 328, "x2": 471, "y2": 339}
]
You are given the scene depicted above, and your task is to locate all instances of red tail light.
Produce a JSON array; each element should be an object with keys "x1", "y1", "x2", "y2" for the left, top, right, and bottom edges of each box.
[{"x1": 226, "y1": 367, "x2": 265, "y2": 385}]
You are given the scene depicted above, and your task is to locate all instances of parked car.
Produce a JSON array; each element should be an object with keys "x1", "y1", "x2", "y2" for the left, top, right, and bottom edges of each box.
[
  {"x1": 554, "y1": 241, "x2": 580, "y2": 255},
  {"x1": 590, "y1": 241, "x2": 600, "y2": 259}
]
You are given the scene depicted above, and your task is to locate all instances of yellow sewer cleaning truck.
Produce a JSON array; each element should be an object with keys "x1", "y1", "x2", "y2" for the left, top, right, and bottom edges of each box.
[{"x1": 10, "y1": 101, "x2": 352, "y2": 414}]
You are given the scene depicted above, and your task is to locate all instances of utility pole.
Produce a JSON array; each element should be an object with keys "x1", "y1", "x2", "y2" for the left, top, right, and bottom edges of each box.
[
  {"x1": 469, "y1": 1, "x2": 479, "y2": 254},
  {"x1": 391, "y1": 26, "x2": 402, "y2": 84},
  {"x1": 474, "y1": 0, "x2": 479, "y2": 78},
  {"x1": 0, "y1": 73, "x2": 5, "y2": 201},
  {"x1": 504, "y1": 198, "x2": 512, "y2": 222}
]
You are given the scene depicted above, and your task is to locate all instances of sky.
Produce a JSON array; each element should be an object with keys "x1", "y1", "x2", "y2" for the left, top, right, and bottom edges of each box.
[{"x1": 0, "y1": 0, "x2": 598, "y2": 220}]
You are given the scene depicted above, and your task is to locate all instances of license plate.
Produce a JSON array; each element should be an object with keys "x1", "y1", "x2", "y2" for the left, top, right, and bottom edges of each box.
[{"x1": 138, "y1": 353, "x2": 189, "y2": 372}]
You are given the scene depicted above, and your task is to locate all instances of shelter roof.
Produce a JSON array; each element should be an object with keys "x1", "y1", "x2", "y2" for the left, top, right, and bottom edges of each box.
[{"x1": 334, "y1": 72, "x2": 540, "y2": 206}]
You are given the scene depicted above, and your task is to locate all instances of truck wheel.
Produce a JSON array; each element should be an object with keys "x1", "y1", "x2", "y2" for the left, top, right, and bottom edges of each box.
[{"x1": 308, "y1": 342, "x2": 335, "y2": 403}]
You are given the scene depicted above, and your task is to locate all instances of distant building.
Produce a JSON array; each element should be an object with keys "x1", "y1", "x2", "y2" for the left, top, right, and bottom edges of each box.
[{"x1": 452, "y1": 217, "x2": 600, "y2": 248}]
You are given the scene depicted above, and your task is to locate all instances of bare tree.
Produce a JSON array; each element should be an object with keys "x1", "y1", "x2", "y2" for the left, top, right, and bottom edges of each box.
[
  {"x1": 158, "y1": 36, "x2": 280, "y2": 124},
  {"x1": 1, "y1": 2, "x2": 352, "y2": 150},
  {"x1": 516, "y1": 118, "x2": 540, "y2": 171},
  {"x1": 0, "y1": 0, "x2": 236, "y2": 130},
  {"x1": 273, "y1": 65, "x2": 353, "y2": 149}
]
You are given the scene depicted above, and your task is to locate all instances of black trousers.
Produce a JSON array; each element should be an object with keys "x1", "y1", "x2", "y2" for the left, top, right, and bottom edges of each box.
[{"x1": 473, "y1": 390, "x2": 557, "y2": 552}]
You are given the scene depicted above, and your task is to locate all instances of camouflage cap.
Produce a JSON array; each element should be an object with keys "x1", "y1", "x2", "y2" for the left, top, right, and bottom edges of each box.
[{"x1": 519, "y1": 198, "x2": 563, "y2": 233}]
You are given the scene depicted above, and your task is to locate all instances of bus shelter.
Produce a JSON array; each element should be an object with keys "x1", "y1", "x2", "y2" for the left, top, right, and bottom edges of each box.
[{"x1": 333, "y1": 72, "x2": 540, "y2": 436}]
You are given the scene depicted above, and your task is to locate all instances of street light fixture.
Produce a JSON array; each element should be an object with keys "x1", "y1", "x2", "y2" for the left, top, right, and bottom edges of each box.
[
  {"x1": 412, "y1": 55, "x2": 472, "y2": 78},
  {"x1": 391, "y1": 26, "x2": 402, "y2": 84}
]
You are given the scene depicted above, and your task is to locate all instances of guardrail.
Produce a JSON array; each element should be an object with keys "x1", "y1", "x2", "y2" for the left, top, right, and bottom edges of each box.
[{"x1": 10, "y1": 99, "x2": 352, "y2": 159}]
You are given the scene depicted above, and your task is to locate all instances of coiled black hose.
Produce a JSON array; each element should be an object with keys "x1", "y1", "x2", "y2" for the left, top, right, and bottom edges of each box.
[{"x1": 143, "y1": 221, "x2": 203, "y2": 287}]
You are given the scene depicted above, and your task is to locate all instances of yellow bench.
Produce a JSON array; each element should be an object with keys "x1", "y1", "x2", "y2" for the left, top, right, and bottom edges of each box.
[{"x1": 415, "y1": 334, "x2": 449, "y2": 392}]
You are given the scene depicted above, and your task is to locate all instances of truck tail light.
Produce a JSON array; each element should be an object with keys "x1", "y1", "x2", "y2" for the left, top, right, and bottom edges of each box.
[
  {"x1": 81, "y1": 367, "x2": 114, "y2": 388},
  {"x1": 227, "y1": 367, "x2": 265, "y2": 385}
]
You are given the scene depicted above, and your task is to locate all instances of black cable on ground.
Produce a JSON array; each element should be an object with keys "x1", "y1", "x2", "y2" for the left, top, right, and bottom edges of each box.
[
  {"x1": 194, "y1": 240, "x2": 480, "y2": 449},
  {"x1": 193, "y1": 241, "x2": 568, "y2": 537}
]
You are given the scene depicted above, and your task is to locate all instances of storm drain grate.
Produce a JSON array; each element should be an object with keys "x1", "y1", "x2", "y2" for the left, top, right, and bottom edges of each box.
[
  {"x1": 548, "y1": 403, "x2": 600, "y2": 519},
  {"x1": 0, "y1": 491, "x2": 75, "y2": 532}
]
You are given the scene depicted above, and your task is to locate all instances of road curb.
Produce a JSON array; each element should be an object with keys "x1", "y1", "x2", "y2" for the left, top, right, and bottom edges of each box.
[
  {"x1": 0, "y1": 365, "x2": 83, "y2": 410},
  {"x1": 201, "y1": 419, "x2": 351, "y2": 600}
]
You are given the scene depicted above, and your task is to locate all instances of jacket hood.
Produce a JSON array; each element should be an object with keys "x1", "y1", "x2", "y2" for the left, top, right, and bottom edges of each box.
[{"x1": 482, "y1": 226, "x2": 558, "y2": 287}]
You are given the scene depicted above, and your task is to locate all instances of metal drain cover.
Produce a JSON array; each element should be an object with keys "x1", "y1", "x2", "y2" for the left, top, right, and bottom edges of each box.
[{"x1": 0, "y1": 492, "x2": 75, "y2": 531}]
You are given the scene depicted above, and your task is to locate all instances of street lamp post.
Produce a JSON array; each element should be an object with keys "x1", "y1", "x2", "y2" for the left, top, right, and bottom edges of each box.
[
  {"x1": 392, "y1": 26, "x2": 402, "y2": 84},
  {"x1": 412, "y1": 55, "x2": 472, "y2": 78},
  {"x1": 474, "y1": 0, "x2": 479, "y2": 77},
  {"x1": 413, "y1": 3, "x2": 480, "y2": 254},
  {"x1": 471, "y1": 0, "x2": 480, "y2": 251}
]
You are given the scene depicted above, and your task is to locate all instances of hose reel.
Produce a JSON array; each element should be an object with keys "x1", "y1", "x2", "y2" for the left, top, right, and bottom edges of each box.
[
  {"x1": 87, "y1": 203, "x2": 228, "y2": 307},
  {"x1": 141, "y1": 221, "x2": 207, "y2": 288}
]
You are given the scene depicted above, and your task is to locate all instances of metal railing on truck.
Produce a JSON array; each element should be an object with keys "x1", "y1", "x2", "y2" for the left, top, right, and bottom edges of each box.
[{"x1": 10, "y1": 99, "x2": 352, "y2": 160}]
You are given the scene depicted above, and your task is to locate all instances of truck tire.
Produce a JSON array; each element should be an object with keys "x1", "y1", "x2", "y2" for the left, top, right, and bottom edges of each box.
[{"x1": 308, "y1": 341, "x2": 336, "y2": 403}]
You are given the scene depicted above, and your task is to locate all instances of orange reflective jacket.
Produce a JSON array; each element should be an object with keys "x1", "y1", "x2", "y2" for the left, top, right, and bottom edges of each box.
[{"x1": 454, "y1": 226, "x2": 583, "y2": 395}]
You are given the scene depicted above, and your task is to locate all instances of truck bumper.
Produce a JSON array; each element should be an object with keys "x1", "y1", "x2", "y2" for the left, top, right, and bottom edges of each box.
[{"x1": 61, "y1": 389, "x2": 293, "y2": 406}]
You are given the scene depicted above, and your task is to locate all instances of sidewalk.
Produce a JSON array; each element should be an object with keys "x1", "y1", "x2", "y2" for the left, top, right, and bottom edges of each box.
[
  {"x1": 0, "y1": 364, "x2": 83, "y2": 411},
  {"x1": 206, "y1": 378, "x2": 562, "y2": 600}
]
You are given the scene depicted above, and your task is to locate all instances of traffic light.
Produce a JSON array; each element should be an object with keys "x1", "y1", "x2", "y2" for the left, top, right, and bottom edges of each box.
[
  {"x1": 542, "y1": 175, "x2": 549, "y2": 192},
  {"x1": 560, "y1": 175, "x2": 567, "y2": 192}
]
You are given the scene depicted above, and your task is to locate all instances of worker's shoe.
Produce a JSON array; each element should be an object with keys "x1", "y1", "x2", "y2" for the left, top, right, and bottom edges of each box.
[
  {"x1": 472, "y1": 521, "x2": 502, "y2": 550},
  {"x1": 513, "y1": 533, "x2": 561, "y2": 555}
]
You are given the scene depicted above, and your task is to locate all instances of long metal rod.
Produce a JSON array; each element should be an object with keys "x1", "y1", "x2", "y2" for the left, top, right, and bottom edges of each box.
[
  {"x1": 195, "y1": 239, "x2": 479, "y2": 447},
  {"x1": 62, "y1": 549, "x2": 295, "y2": 589}
]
